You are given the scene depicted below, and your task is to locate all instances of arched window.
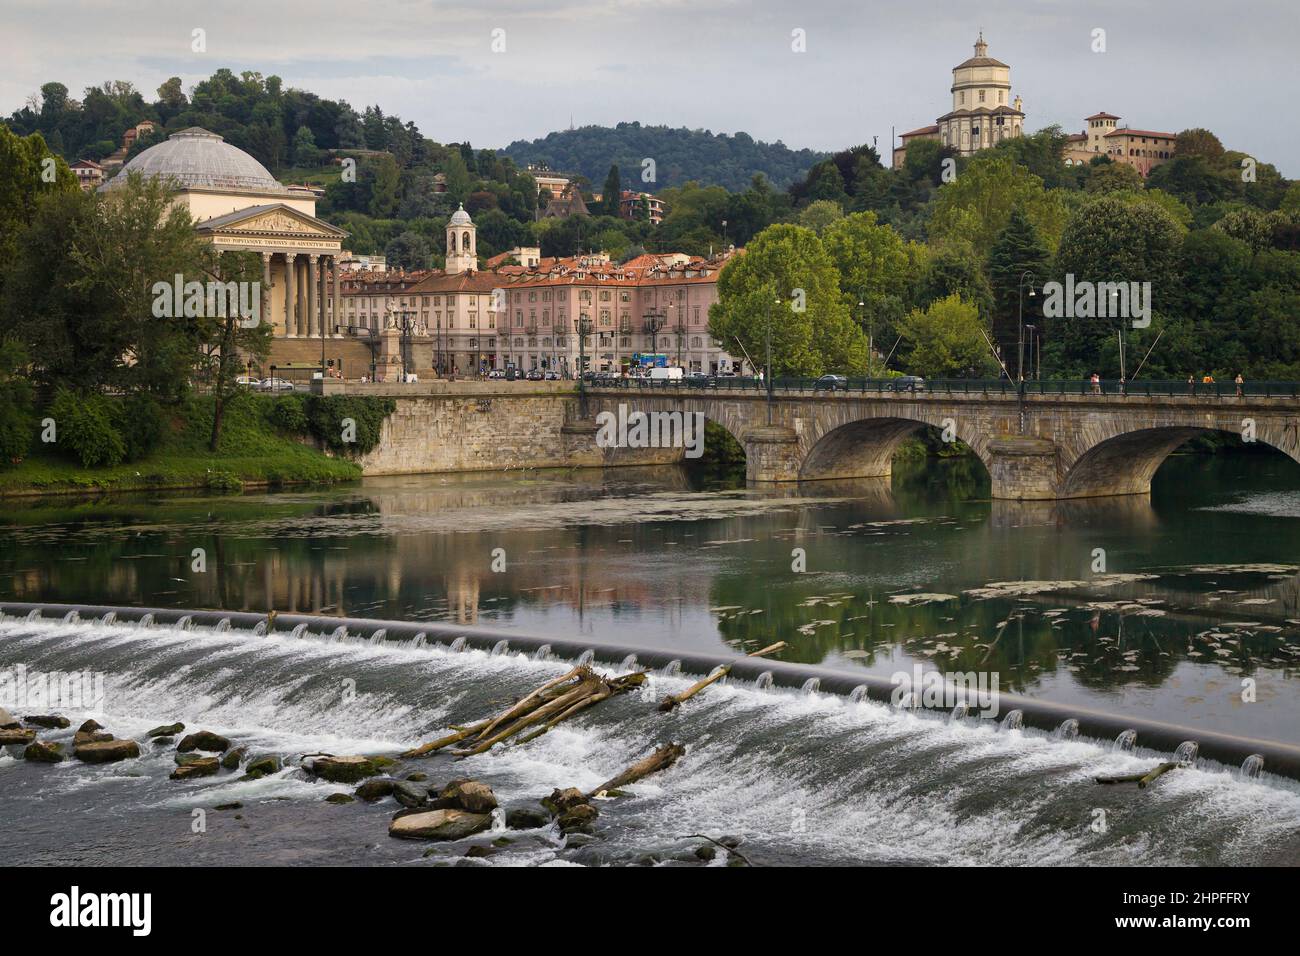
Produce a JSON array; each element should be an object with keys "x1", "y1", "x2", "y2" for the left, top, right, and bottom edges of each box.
[{"x1": 462, "y1": 231, "x2": 470, "y2": 249}]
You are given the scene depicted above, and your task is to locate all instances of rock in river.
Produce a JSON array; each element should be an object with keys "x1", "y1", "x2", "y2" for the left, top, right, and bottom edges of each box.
[
  {"x1": 170, "y1": 757, "x2": 220, "y2": 780},
  {"x1": 177, "y1": 731, "x2": 230, "y2": 753},
  {"x1": 355, "y1": 778, "x2": 397, "y2": 802},
  {"x1": 146, "y1": 722, "x2": 185, "y2": 738},
  {"x1": 388, "y1": 809, "x2": 492, "y2": 841},
  {"x1": 307, "y1": 755, "x2": 379, "y2": 784},
  {"x1": 24, "y1": 740, "x2": 65, "y2": 763},
  {"x1": 24, "y1": 714, "x2": 70, "y2": 729},
  {"x1": 73, "y1": 739, "x2": 141, "y2": 764},
  {"x1": 505, "y1": 807, "x2": 550, "y2": 830},
  {"x1": 0, "y1": 705, "x2": 18, "y2": 729},
  {"x1": 0, "y1": 728, "x2": 38, "y2": 746},
  {"x1": 440, "y1": 779, "x2": 498, "y2": 813}
]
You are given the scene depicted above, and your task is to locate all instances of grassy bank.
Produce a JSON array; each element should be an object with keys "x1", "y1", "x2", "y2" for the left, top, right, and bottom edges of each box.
[{"x1": 0, "y1": 392, "x2": 367, "y2": 497}]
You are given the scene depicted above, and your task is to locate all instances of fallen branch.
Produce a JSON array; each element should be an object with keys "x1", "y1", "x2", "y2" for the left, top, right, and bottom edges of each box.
[
  {"x1": 658, "y1": 642, "x2": 788, "y2": 712},
  {"x1": 589, "y1": 742, "x2": 685, "y2": 798},
  {"x1": 1095, "y1": 761, "x2": 1181, "y2": 787},
  {"x1": 400, "y1": 719, "x2": 490, "y2": 758},
  {"x1": 682, "y1": 833, "x2": 753, "y2": 867},
  {"x1": 1139, "y1": 761, "x2": 1180, "y2": 788}
]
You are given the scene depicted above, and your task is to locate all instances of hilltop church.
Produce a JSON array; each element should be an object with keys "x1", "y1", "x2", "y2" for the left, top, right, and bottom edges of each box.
[{"x1": 892, "y1": 33, "x2": 1025, "y2": 168}]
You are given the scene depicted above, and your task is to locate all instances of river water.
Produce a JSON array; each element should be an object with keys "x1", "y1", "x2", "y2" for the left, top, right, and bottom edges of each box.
[{"x1": 2, "y1": 450, "x2": 1300, "y2": 865}]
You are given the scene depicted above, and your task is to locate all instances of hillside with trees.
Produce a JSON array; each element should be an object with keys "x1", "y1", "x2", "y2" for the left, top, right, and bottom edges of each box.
[{"x1": 500, "y1": 122, "x2": 828, "y2": 192}]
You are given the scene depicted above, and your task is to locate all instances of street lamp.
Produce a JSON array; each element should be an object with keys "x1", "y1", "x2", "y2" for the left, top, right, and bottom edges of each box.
[
  {"x1": 1017, "y1": 271, "x2": 1036, "y2": 385},
  {"x1": 765, "y1": 292, "x2": 781, "y2": 424},
  {"x1": 576, "y1": 314, "x2": 593, "y2": 414}
]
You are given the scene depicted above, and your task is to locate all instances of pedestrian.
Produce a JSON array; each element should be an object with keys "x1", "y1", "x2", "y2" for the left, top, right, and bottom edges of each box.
[
  {"x1": 1119, "y1": 375, "x2": 1127, "y2": 396},
  {"x1": 1235, "y1": 373, "x2": 1244, "y2": 397},
  {"x1": 1090, "y1": 372, "x2": 1100, "y2": 394},
  {"x1": 1187, "y1": 374, "x2": 1195, "y2": 395}
]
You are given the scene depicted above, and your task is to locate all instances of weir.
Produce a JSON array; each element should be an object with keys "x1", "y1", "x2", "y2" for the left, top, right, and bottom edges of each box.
[{"x1": 3, "y1": 600, "x2": 1299, "y2": 784}]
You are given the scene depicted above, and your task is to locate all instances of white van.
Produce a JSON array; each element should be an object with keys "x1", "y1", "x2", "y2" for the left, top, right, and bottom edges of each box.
[{"x1": 648, "y1": 366, "x2": 683, "y2": 381}]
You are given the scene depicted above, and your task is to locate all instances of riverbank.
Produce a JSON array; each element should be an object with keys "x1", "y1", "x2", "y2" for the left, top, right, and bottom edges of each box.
[{"x1": 0, "y1": 393, "x2": 364, "y2": 498}]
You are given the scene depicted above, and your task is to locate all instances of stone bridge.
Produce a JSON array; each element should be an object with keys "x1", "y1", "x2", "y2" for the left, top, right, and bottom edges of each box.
[{"x1": 582, "y1": 385, "x2": 1300, "y2": 499}]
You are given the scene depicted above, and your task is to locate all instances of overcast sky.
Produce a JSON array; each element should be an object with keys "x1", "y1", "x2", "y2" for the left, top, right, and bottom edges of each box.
[{"x1": 3, "y1": 0, "x2": 1297, "y2": 175}]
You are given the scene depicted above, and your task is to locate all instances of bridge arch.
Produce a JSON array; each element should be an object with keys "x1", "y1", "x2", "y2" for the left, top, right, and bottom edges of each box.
[
  {"x1": 798, "y1": 412, "x2": 993, "y2": 483},
  {"x1": 1060, "y1": 424, "x2": 1300, "y2": 498}
]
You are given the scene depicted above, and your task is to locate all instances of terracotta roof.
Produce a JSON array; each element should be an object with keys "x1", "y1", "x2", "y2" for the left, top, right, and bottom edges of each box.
[
  {"x1": 1086, "y1": 112, "x2": 1121, "y2": 121},
  {"x1": 954, "y1": 55, "x2": 1009, "y2": 69},
  {"x1": 407, "y1": 271, "x2": 506, "y2": 294},
  {"x1": 899, "y1": 125, "x2": 940, "y2": 138},
  {"x1": 1104, "y1": 128, "x2": 1176, "y2": 139}
]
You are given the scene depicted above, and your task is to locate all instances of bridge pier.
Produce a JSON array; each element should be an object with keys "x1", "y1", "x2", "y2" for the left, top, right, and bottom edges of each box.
[
  {"x1": 742, "y1": 425, "x2": 803, "y2": 482},
  {"x1": 986, "y1": 437, "x2": 1060, "y2": 500}
]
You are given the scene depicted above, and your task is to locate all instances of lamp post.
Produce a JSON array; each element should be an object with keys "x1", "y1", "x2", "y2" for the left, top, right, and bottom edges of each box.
[
  {"x1": 765, "y1": 292, "x2": 780, "y2": 425},
  {"x1": 1110, "y1": 289, "x2": 1125, "y2": 384},
  {"x1": 1017, "y1": 270, "x2": 1036, "y2": 385},
  {"x1": 576, "y1": 314, "x2": 593, "y2": 415}
]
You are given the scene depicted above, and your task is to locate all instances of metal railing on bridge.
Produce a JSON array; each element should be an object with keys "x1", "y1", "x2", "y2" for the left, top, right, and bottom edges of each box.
[{"x1": 588, "y1": 376, "x2": 1300, "y2": 400}]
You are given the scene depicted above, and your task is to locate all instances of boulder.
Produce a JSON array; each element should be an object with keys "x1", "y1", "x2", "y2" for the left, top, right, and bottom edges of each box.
[
  {"x1": 76, "y1": 719, "x2": 104, "y2": 734},
  {"x1": 146, "y1": 722, "x2": 185, "y2": 738},
  {"x1": 152, "y1": 737, "x2": 175, "y2": 747},
  {"x1": 24, "y1": 714, "x2": 70, "y2": 729},
  {"x1": 392, "y1": 780, "x2": 430, "y2": 809},
  {"x1": 464, "y1": 845, "x2": 497, "y2": 858},
  {"x1": 74, "y1": 739, "x2": 141, "y2": 764},
  {"x1": 0, "y1": 728, "x2": 38, "y2": 746},
  {"x1": 541, "y1": 787, "x2": 588, "y2": 816},
  {"x1": 355, "y1": 778, "x2": 396, "y2": 802},
  {"x1": 441, "y1": 779, "x2": 498, "y2": 813},
  {"x1": 506, "y1": 807, "x2": 550, "y2": 831},
  {"x1": 245, "y1": 755, "x2": 281, "y2": 777},
  {"x1": 325, "y1": 793, "x2": 355, "y2": 804},
  {"x1": 221, "y1": 747, "x2": 247, "y2": 770},
  {"x1": 174, "y1": 753, "x2": 210, "y2": 766},
  {"x1": 177, "y1": 731, "x2": 230, "y2": 753},
  {"x1": 694, "y1": 844, "x2": 717, "y2": 862},
  {"x1": 169, "y1": 757, "x2": 219, "y2": 780},
  {"x1": 23, "y1": 740, "x2": 65, "y2": 763},
  {"x1": 388, "y1": 809, "x2": 492, "y2": 841},
  {"x1": 557, "y1": 803, "x2": 599, "y2": 834},
  {"x1": 72, "y1": 730, "x2": 113, "y2": 747},
  {"x1": 404, "y1": 772, "x2": 428, "y2": 782},
  {"x1": 0, "y1": 705, "x2": 17, "y2": 729},
  {"x1": 307, "y1": 755, "x2": 379, "y2": 784}
]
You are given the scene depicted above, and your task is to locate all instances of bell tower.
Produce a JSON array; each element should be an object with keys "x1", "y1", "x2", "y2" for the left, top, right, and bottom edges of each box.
[{"x1": 446, "y1": 203, "x2": 477, "y2": 274}]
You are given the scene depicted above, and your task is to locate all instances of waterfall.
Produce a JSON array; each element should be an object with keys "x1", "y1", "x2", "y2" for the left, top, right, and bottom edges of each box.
[
  {"x1": 99, "y1": 611, "x2": 116, "y2": 625},
  {"x1": 660, "y1": 659, "x2": 681, "y2": 677},
  {"x1": 368, "y1": 629, "x2": 387, "y2": 645},
  {"x1": 214, "y1": 618, "x2": 232, "y2": 633},
  {"x1": 896, "y1": 691, "x2": 916, "y2": 710},
  {"x1": 62, "y1": 610, "x2": 79, "y2": 624},
  {"x1": 801, "y1": 677, "x2": 821, "y2": 696},
  {"x1": 950, "y1": 703, "x2": 970, "y2": 722},
  {"x1": 410, "y1": 633, "x2": 427, "y2": 649},
  {"x1": 999, "y1": 709, "x2": 1024, "y2": 731},
  {"x1": 619, "y1": 654, "x2": 638, "y2": 671},
  {"x1": 1240, "y1": 754, "x2": 1265, "y2": 779},
  {"x1": 176, "y1": 615, "x2": 193, "y2": 630},
  {"x1": 328, "y1": 625, "x2": 347, "y2": 642},
  {"x1": 447, "y1": 636, "x2": 466, "y2": 653},
  {"x1": 290, "y1": 623, "x2": 308, "y2": 639},
  {"x1": 1174, "y1": 741, "x2": 1199, "y2": 767},
  {"x1": 138, "y1": 613, "x2": 154, "y2": 627},
  {"x1": 1054, "y1": 718, "x2": 1079, "y2": 740},
  {"x1": 26, "y1": 609, "x2": 40, "y2": 621},
  {"x1": 577, "y1": 649, "x2": 596, "y2": 666},
  {"x1": 1113, "y1": 729, "x2": 1138, "y2": 752},
  {"x1": 251, "y1": 621, "x2": 267, "y2": 636},
  {"x1": 849, "y1": 685, "x2": 868, "y2": 703},
  {"x1": 754, "y1": 671, "x2": 774, "y2": 691},
  {"x1": 491, "y1": 640, "x2": 509, "y2": 656},
  {"x1": 533, "y1": 644, "x2": 552, "y2": 661}
]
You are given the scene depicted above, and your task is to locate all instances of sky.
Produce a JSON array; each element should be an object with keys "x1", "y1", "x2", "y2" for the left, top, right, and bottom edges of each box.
[{"x1": 2, "y1": 0, "x2": 1297, "y2": 175}]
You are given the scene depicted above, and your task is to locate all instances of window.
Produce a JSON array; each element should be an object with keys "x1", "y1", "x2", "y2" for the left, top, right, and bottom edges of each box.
[{"x1": 979, "y1": 90, "x2": 985, "y2": 103}]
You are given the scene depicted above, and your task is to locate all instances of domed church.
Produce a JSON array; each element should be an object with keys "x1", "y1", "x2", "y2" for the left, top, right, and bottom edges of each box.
[{"x1": 101, "y1": 127, "x2": 348, "y2": 344}]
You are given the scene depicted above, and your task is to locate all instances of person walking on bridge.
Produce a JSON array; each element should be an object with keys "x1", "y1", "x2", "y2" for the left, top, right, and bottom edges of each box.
[{"x1": 1235, "y1": 373, "x2": 1244, "y2": 397}]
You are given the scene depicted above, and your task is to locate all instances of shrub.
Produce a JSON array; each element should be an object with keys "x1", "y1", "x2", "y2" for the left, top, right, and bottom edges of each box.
[
  {"x1": 269, "y1": 393, "x2": 309, "y2": 434},
  {"x1": 0, "y1": 340, "x2": 35, "y2": 467},
  {"x1": 114, "y1": 392, "x2": 169, "y2": 461},
  {"x1": 205, "y1": 469, "x2": 243, "y2": 492},
  {"x1": 304, "y1": 395, "x2": 395, "y2": 455},
  {"x1": 48, "y1": 388, "x2": 126, "y2": 468}
]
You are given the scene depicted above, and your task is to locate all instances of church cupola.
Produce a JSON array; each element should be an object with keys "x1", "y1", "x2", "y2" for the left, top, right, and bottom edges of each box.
[
  {"x1": 974, "y1": 32, "x2": 988, "y2": 58},
  {"x1": 446, "y1": 203, "x2": 477, "y2": 274}
]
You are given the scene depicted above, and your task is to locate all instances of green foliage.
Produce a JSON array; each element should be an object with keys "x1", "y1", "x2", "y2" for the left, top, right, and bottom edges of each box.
[
  {"x1": 928, "y1": 155, "x2": 1069, "y2": 255},
  {"x1": 501, "y1": 122, "x2": 827, "y2": 193},
  {"x1": 113, "y1": 392, "x2": 169, "y2": 461},
  {"x1": 987, "y1": 207, "x2": 1050, "y2": 360},
  {"x1": 897, "y1": 295, "x2": 998, "y2": 379},
  {"x1": 269, "y1": 393, "x2": 309, "y2": 433},
  {"x1": 0, "y1": 340, "x2": 35, "y2": 466},
  {"x1": 303, "y1": 395, "x2": 396, "y2": 455},
  {"x1": 49, "y1": 388, "x2": 126, "y2": 468}
]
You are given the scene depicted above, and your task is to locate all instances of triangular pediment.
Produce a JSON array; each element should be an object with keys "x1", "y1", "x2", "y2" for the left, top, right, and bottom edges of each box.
[{"x1": 196, "y1": 203, "x2": 347, "y2": 238}]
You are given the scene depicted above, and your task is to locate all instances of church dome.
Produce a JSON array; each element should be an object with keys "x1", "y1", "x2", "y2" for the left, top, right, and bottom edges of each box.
[
  {"x1": 102, "y1": 127, "x2": 289, "y2": 194},
  {"x1": 449, "y1": 203, "x2": 473, "y2": 226}
]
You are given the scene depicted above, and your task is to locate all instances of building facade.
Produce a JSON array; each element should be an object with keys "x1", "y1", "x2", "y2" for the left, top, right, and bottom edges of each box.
[{"x1": 1063, "y1": 112, "x2": 1177, "y2": 176}]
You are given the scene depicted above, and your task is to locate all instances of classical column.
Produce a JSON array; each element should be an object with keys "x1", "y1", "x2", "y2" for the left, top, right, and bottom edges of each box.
[
  {"x1": 284, "y1": 253, "x2": 297, "y2": 337},
  {"x1": 331, "y1": 255, "x2": 341, "y2": 337},
  {"x1": 261, "y1": 253, "x2": 272, "y2": 333},
  {"x1": 307, "y1": 255, "x2": 319, "y2": 338},
  {"x1": 318, "y1": 256, "x2": 328, "y2": 338}
]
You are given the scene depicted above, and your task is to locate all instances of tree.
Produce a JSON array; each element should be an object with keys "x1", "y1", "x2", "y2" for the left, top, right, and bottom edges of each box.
[
  {"x1": 708, "y1": 223, "x2": 864, "y2": 376},
  {"x1": 928, "y1": 154, "x2": 1069, "y2": 255},
  {"x1": 198, "y1": 250, "x2": 272, "y2": 451},
  {"x1": 796, "y1": 199, "x2": 843, "y2": 234},
  {"x1": 987, "y1": 206, "x2": 1049, "y2": 366},
  {"x1": 897, "y1": 295, "x2": 998, "y2": 378},
  {"x1": 292, "y1": 125, "x2": 320, "y2": 167},
  {"x1": 0, "y1": 124, "x2": 78, "y2": 292},
  {"x1": 602, "y1": 164, "x2": 622, "y2": 216},
  {"x1": 384, "y1": 231, "x2": 434, "y2": 270},
  {"x1": 1084, "y1": 161, "x2": 1143, "y2": 193}
]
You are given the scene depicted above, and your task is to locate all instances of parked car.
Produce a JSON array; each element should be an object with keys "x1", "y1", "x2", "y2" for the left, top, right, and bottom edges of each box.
[
  {"x1": 526, "y1": 369, "x2": 544, "y2": 381},
  {"x1": 236, "y1": 375, "x2": 259, "y2": 388},
  {"x1": 888, "y1": 375, "x2": 926, "y2": 392},
  {"x1": 258, "y1": 377, "x2": 296, "y2": 392},
  {"x1": 813, "y1": 374, "x2": 848, "y2": 391},
  {"x1": 487, "y1": 369, "x2": 505, "y2": 380},
  {"x1": 544, "y1": 370, "x2": 560, "y2": 381}
]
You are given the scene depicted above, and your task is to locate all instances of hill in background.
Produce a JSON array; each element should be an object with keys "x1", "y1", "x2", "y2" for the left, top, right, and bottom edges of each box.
[{"x1": 500, "y1": 121, "x2": 829, "y2": 193}]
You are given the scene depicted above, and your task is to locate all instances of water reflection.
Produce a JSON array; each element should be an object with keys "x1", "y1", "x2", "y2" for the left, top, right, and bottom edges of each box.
[{"x1": 2, "y1": 451, "x2": 1300, "y2": 740}]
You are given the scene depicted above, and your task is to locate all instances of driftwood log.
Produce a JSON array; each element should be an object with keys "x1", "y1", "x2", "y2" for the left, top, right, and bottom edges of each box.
[
  {"x1": 400, "y1": 665, "x2": 647, "y2": 759},
  {"x1": 658, "y1": 642, "x2": 788, "y2": 712},
  {"x1": 589, "y1": 743, "x2": 686, "y2": 798},
  {"x1": 1095, "y1": 761, "x2": 1180, "y2": 787}
]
